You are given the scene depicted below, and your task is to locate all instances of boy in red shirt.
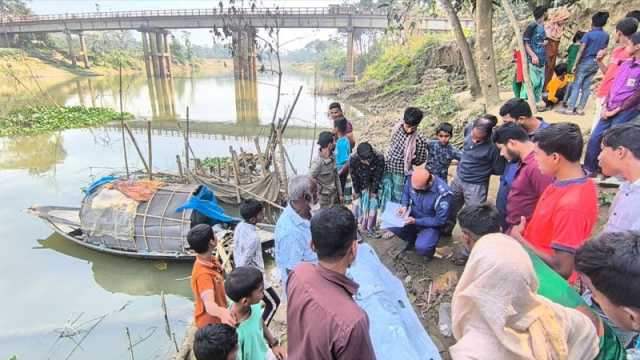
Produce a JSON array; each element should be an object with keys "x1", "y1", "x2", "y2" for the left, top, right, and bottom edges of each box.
[
  {"x1": 511, "y1": 123, "x2": 598, "y2": 283},
  {"x1": 188, "y1": 224, "x2": 236, "y2": 328}
]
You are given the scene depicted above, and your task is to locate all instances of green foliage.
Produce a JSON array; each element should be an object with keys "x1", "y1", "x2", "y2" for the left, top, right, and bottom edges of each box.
[
  {"x1": 0, "y1": 106, "x2": 133, "y2": 136},
  {"x1": 598, "y1": 190, "x2": 615, "y2": 207},
  {"x1": 202, "y1": 156, "x2": 231, "y2": 169},
  {"x1": 0, "y1": 0, "x2": 32, "y2": 16},
  {"x1": 362, "y1": 34, "x2": 439, "y2": 84},
  {"x1": 412, "y1": 82, "x2": 461, "y2": 124}
]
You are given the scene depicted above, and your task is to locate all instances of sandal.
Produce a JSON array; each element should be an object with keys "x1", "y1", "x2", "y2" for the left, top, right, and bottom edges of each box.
[{"x1": 574, "y1": 109, "x2": 586, "y2": 116}]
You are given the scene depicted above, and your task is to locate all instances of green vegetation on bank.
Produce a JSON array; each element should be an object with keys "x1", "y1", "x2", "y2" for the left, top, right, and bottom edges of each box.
[{"x1": 0, "y1": 106, "x2": 133, "y2": 136}]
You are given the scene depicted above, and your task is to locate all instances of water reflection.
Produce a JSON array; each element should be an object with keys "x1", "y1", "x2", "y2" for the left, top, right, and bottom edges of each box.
[
  {"x1": 0, "y1": 133, "x2": 66, "y2": 174},
  {"x1": 38, "y1": 233, "x2": 193, "y2": 299}
]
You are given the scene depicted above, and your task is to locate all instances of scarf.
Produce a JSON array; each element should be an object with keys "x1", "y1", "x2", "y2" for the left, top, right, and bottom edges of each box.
[
  {"x1": 450, "y1": 234, "x2": 599, "y2": 360},
  {"x1": 394, "y1": 121, "x2": 418, "y2": 175}
]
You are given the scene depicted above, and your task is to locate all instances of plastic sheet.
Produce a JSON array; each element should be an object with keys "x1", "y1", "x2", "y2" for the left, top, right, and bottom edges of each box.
[{"x1": 348, "y1": 243, "x2": 442, "y2": 360}]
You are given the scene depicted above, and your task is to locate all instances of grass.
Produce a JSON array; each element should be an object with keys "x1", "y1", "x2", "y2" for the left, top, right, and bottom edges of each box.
[{"x1": 0, "y1": 106, "x2": 133, "y2": 137}]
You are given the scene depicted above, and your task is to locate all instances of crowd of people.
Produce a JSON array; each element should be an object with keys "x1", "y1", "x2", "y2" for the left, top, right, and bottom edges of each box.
[{"x1": 182, "y1": 9, "x2": 640, "y2": 360}]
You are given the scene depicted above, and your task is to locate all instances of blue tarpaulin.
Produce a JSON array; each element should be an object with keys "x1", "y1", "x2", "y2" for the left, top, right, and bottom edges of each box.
[
  {"x1": 84, "y1": 175, "x2": 118, "y2": 195},
  {"x1": 348, "y1": 243, "x2": 442, "y2": 360},
  {"x1": 175, "y1": 186, "x2": 236, "y2": 224}
]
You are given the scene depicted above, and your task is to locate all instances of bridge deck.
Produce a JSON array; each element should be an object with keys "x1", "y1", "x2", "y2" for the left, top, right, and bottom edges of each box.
[{"x1": 0, "y1": 7, "x2": 472, "y2": 34}]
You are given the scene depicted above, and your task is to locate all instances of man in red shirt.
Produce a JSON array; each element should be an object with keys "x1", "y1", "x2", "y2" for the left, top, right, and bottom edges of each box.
[
  {"x1": 287, "y1": 206, "x2": 376, "y2": 360},
  {"x1": 492, "y1": 123, "x2": 553, "y2": 232},
  {"x1": 511, "y1": 123, "x2": 598, "y2": 283}
]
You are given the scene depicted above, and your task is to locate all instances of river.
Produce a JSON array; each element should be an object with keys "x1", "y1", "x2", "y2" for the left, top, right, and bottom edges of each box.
[{"x1": 0, "y1": 70, "x2": 362, "y2": 359}]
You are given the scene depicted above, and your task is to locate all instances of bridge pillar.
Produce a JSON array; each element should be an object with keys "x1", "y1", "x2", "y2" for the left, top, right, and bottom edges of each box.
[
  {"x1": 148, "y1": 31, "x2": 160, "y2": 77},
  {"x1": 78, "y1": 32, "x2": 90, "y2": 69},
  {"x1": 155, "y1": 32, "x2": 166, "y2": 78},
  {"x1": 163, "y1": 31, "x2": 172, "y2": 77},
  {"x1": 345, "y1": 30, "x2": 356, "y2": 82},
  {"x1": 140, "y1": 31, "x2": 153, "y2": 78},
  {"x1": 231, "y1": 27, "x2": 259, "y2": 123},
  {"x1": 65, "y1": 31, "x2": 77, "y2": 67}
]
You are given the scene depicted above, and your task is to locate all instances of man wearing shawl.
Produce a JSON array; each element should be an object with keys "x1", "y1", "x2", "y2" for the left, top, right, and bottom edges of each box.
[{"x1": 379, "y1": 107, "x2": 428, "y2": 212}]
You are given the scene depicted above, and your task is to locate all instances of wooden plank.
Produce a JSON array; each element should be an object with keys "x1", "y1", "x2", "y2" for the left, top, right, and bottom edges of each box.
[{"x1": 229, "y1": 146, "x2": 242, "y2": 203}]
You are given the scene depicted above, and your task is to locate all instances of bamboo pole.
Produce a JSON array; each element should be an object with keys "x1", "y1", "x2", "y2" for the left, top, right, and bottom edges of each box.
[
  {"x1": 125, "y1": 327, "x2": 135, "y2": 360},
  {"x1": 147, "y1": 121, "x2": 153, "y2": 180},
  {"x1": 185, "y1": 106, "x2": 190, "y2": 171},
  {"x1": 501, "y1": 0, "x2": 537, "y2": 112},
  {"x1": 119, "y1": 62, "x2": 130, "y2": 178},
  {"x1": 309, "y1": 120, "x2": 317, "y2": 167},
  {"x1": 176, "y1": 155, "x2": 184, "y2": 178},
  {"x1": 123, "y1": 123, "x2": 151, "y2": 173},
  {"x1": 253, "y1": 137, "x2": 268, "y2": 176},
  {"x1": 229, "y1": 146, "x2": 242, "y2": 203},
  {"x1": 276, "y1": 128, "x2": 289, "y2": 197},
  {"x1": 281, "y1": 85, "x2": 303, "y2": 133}
]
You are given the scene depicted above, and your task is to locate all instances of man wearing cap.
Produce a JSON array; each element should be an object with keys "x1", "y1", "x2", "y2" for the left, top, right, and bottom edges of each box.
[
  {"x1": 389, "y1": 167, "x2": 453, "y2": 259},
  {"x1": 584, "y1": 32, "x2": 640, "y2": 175}
]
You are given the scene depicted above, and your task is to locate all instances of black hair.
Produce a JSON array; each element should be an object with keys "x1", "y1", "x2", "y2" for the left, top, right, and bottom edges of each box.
[
  {"x1": 481, "y1": 114, "x2": 498, "y2": 127},
  {"x1": 188, "y1": 224, "x2": 214, "y2": 254},
  {"x1": 492, "y1": 122, "x2": 530, "y2": 145},
  {"x1": 592, "y1": 11, "x2": 610, "y2": 27},
  {"x1": 329, "y1": 102, "x2": 342, "y2": 111},
  {"x1": 239, "y1": 199, "x2": 264, "y2": 222},
  {"x1": 310, "y1": 205, "x2": 357, "y2": 261},
  {"x1": 457, "y1": 203, "x2": 500, "y2": 237},
  {"x1": 436, "y1": 122, "x2": 454, "y2": 136},
  {"x1": 554, "y1": 63, "x2": 568, "y2": 77},
  {"x1": 575, "y1": 231, "x2": 640, "y2": 308},
  {"x1": 532, "y1": 122, "x2": 583, "y2": 163},
  {"x1": 403, "y1": 107, "x2": 424, "y2": 127},
  {"x1": 533, "y1": 5, "x2": 547, "y2": 20},
  {"x1": 193, "y1": 324, "x2": 238, "y2": 360},
  {"x1": 317, "y1": 131, "x2": 334, "y2": 149},
  {"x1": 602, "y1": 123, "x2": 640, "y2": 160},
  {"x1": 631, "y1": 32, "x2": 640, "y2": 45},
  {"x1": 334, "y1": 117, "x2": 348, "y2": 134},
  {"x1": 499, "y1": 98, "x2": 532, "y2": 118},
  {"x1": 472, "y1": 115, "x2": 497, "y2": 139},
  {"x1": 617, "y1": 17, "x2": 639, "y2": 37},
  {"x1": 224, "y1": 266, "x2": 264, "y2": 302},
  {"x1": 356, "y1": 142, "x2": 373, "y2": 159},
  {"x1": 573, "y1": 31, "x2": 585, "y2": 43},
  {"x1": 627, "y1": 10, "x2": 640, "y2": 22}
]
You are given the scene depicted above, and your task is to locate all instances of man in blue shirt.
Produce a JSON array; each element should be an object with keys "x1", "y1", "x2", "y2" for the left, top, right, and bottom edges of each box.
[
  {"x1": 274, "y1": 175, "x2": 318, "y2": 292},
  {"x1": 390, "y1": 167, "x2": 452, "y2": 260},
  {"x1": 561, "y1": 11, "x2": 610, "y2": 115},
  {"x1": 522, "y1": 6, "x2": 548, "y2": 103}
]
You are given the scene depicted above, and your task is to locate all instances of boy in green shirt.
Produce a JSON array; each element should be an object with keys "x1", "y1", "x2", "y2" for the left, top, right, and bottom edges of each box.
[{"x1": 225, "y1": 267, "x2": 286, "y2": 360}]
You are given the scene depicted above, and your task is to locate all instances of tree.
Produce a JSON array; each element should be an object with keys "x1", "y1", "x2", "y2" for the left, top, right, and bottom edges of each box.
[
  {"x1": 475, "y1": 0, "x2": 500, "y2": 105},
  {"x1": 0, "y1": 0, "x2": 32, "y2": 18},
  {"x1": 438, "y1": 0, "x2": 481, "y2": 98}
]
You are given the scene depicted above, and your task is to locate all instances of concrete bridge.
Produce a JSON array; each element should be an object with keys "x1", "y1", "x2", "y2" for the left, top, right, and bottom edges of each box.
[{"x1": 0, "y1": 6, "x2": 473, "y2": 81}]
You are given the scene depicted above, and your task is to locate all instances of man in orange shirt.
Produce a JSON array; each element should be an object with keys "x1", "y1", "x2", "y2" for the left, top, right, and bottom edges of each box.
[
  {"x1": 188, "y1": 224, "x2": 237, "y2": 328},
  {"x1": 511, "y1": 123, "x2": 598, "y2": 283}
]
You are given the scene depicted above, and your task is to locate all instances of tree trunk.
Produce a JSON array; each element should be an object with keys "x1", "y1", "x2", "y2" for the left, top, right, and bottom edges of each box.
[
  {"x1": 501, "y1": 0, "x2": 537, "y2": 112},
  {"x1": 475, "y1": 0, "x2": 501, "y2": 107},
  {"x1": 439, "y1": 0, "x2": 481, "y2": 99}
]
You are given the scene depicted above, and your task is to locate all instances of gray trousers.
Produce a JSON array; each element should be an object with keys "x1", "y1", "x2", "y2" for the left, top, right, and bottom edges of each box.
[{"x1": 445, "y1": 176, "x2": 489, "y2": 232}]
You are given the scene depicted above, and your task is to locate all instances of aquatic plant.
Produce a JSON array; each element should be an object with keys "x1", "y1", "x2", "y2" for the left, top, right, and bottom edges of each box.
[{"x1": 0, "y1": 106, "x2": 133, "y2": 136}]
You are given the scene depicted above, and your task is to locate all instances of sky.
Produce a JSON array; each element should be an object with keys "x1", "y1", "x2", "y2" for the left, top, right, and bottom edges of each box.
[{"x1": 28, "y1": 0, "x2": 356, "y2": 48}]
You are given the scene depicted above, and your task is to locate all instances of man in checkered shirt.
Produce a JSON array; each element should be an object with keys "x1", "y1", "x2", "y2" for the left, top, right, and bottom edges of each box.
[{"x1": 379, "y1": 107, "x2": 428, "y2": 211}]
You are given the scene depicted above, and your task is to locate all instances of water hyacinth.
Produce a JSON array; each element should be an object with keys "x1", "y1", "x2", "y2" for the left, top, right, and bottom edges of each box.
[{"x1": 0, "y1": 106, "x2": 133, "y2": 136}]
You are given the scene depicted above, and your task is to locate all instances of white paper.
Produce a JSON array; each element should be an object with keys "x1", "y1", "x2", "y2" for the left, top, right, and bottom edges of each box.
[{"x1": 380, "y1": 201, "x2": 407, "y2": 229}]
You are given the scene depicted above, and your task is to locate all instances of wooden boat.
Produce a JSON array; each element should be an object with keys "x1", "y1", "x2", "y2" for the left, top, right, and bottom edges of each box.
[{"x1": 28, "y1": 179, "x2": 274, "y2": 263}]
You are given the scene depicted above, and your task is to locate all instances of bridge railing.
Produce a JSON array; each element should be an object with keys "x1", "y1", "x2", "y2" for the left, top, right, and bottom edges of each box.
[{"x1": 0, "y1": 6, "x2": 389, "y2": 24}]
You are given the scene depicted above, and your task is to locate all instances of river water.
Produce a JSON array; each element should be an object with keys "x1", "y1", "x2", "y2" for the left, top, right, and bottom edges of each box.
[{"x1": 0, "y1": 70, "x2": 361, "y2": 359}]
